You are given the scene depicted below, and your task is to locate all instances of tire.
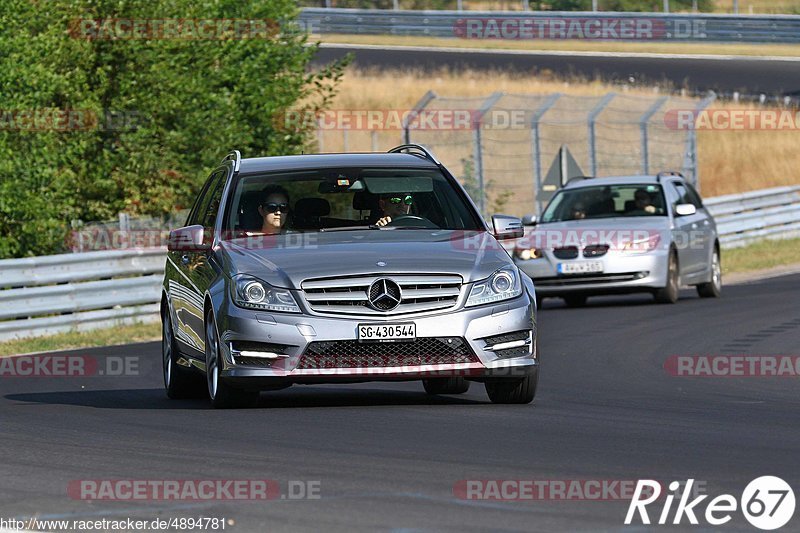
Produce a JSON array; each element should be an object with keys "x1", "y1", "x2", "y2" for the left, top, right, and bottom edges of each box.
[
  {"x1": 423, "y1": 377, "x2": 470, "y2": 395},
  {"x1": 563, "y1": 295, "x2": 588, "y2": 308},
  {"x1": 485, "y1": 369, "x2": 538, "y2": 404},
  {"x1": 162, "y1": 308, "x2": 205, "y2": 399},
  {"x1": 205, "y1": 312, "x2": 259, "y2": 409},
  {"x1": 696, "y1": 248, "x2": 722, "y2": 298},
  {"x1": 654, "y1": 250, "x2": 679, "y2": 304}
]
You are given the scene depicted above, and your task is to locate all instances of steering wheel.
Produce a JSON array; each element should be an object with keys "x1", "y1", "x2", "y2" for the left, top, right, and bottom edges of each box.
[{"x1": 386, "y1": 214, "x2": 436, "y2": 228}]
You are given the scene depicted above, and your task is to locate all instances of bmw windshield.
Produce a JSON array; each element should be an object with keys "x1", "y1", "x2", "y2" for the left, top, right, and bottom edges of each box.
[{"x1": 541, "y1": 184, "x2": 668, "y2": 223}]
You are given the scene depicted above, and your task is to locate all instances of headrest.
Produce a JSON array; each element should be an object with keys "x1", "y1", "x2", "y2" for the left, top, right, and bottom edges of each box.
[
  {"x1": 353, "y1": 191, "x2": 378, "y2": 211},
  {"x1": 295, "y1": 197, "x2": 330, "y2": 217}
]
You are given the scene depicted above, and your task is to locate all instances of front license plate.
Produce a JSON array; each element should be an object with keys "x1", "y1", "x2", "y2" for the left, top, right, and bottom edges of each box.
[
  {"x1": 558, "y1": 261, "x2": 604, "y2": 275},
  {"x1": 358, "y1": 323, "x2": 416, "y2": 343}
]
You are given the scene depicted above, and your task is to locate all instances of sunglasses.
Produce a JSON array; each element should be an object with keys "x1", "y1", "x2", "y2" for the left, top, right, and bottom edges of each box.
[
  {"x1": 387, "y1": 195, "x2": 413, "y2": 206},
  {"x1": 263, "y1": 202, "x2": 289, "y2": 214}
]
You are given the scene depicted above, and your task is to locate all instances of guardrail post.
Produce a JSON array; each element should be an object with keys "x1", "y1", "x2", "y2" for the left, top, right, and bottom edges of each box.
[
  {"x1": 472, "y1": 92, "x2": 504, "y2": 217},
  {"x1": 639, "y1": 96, "x2": 668, "y2": 175},
  {"x1": 530, "y1": 93, "x2": 561, "y2": 215},
  {"x1": 684, "y1": 92, "x2": 716, "y2": 189},
  {"x1": 588, "y1": 93, "x2": 616, "y2": 177},
  {"x1": 403, "y1": 90, "x2": 437, "y2": 145}
]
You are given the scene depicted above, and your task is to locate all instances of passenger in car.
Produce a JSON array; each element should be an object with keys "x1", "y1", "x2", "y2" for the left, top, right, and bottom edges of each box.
[
  {"x1": 628, "y1": 189, "x2": 657, "y2": 215},
  {"x1": 253, "y1": 184, "x2": 291, "y2": 235},
  {"x1": 375, "y1": 193, "x2": 413, "y2": 227}
]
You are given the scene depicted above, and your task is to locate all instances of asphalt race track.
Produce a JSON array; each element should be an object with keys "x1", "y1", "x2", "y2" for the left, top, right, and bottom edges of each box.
[
  {"x1": 314, "y1": 44, "x2": 800, "y2": 97},
  {"x1": 1, "y1": 274, "x2": 799, "y2": 532}
]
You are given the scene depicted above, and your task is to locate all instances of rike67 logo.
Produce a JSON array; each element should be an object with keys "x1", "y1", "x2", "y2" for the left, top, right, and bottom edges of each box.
[{"x1": 625, "y1": 477, "x2": 795, "y2": 530}]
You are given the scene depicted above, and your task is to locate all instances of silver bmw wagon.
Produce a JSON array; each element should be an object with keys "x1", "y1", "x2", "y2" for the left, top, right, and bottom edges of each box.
[{"x1": 161, "y1": 145, "x2": 539, "y2": 408}]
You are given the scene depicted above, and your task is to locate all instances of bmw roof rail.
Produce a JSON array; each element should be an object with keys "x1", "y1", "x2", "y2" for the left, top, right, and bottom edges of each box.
[
  {"x1": 656, "y1": 171, "x2": 684, "y2": 182},
  {"x1": 388, "y1": 144, "x2": 441, "y2": 166},
  {"x1": 222, "y1": 150, "x2": 242, "y2": 173}
]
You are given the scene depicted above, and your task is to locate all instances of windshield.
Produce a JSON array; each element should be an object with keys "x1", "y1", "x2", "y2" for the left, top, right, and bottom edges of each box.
[
  {"x1": 222, "y1": 167, "x2": 483, "y2": 236},
  {"x1": 541, "y1": 184, "x2": 667, "y2": 223}
]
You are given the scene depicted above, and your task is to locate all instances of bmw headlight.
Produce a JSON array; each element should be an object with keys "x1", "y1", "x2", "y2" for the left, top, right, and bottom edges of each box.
[
  {"x1": 232, "y1": 275, "x2": 300, "y2": 313},
  {"x1": 466, "y1": 267, "x2": 523, "y2": 307}
]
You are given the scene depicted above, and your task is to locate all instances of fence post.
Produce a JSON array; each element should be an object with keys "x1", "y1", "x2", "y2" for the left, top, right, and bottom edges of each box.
[
  {"x1": 472, "y1": 92, "x2": 504, "y2": 217},
  {"x1": 588, "y1": 93, "x2": 616, "y2": 177},
  {"x1": 639, "y1": 96, "x2": 667, "y2": 175},
  {"x1": 317, "y1": 120, "x2": 324, "y2": 153},
  {"x1": 403, "y1": 90, "x2": 437, "y2": 145},
  {"x1": 371, "y1": 130, "x2": 378, "y2": 152},
  {"x1": 684, "y1": 93, "x2": 716, "y2": 189},
  {"x1": 530, "y1": 93, "x2": 561, "y2": 215},
  {"x1": 342, "y1": 129, "x2": 349, "y2": 152}
]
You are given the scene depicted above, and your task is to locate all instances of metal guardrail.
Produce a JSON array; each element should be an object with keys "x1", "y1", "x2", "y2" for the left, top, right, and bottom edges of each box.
[
  {"x1": 705, "y1": 186, "x2": 800, "y2": 248},
  {"x1": 300, "y1": 8, "x2": 800, "y2": 43},
  {"x1": 0, "y1": 186, "x2": 798, "y2": 341},
  {"x1": 0, "y1": 249, "x2": 165, "y2": 342}
]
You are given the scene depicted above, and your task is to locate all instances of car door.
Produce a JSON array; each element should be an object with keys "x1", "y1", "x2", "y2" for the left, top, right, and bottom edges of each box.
[
  {"x1": 168, "y1": 169, "x2": 227, "y2": 355},
  {"x1": 667, "y1": 180, "x2": 706, "y2": 277}
]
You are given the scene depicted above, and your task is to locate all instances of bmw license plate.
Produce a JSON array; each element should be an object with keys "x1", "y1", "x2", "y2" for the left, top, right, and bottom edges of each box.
[
  {"x1": 358, "y1": 323, "x2": 416, "y2": 343},
  {"x1": 558, "y1": 261, "x2": 604, "y2": 275}
]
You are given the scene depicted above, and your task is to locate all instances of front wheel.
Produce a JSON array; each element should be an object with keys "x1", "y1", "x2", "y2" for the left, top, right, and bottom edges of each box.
[
  {"x1": 205, "y1": 312, "x2": 259, "y2": 409},
  {"x1": 654, "y1": 250, "x2": 679, "y2": 304},
  {"x1": 696, "y1": 248, "x2": 722, "y2": 298},
  {"x1": 485, "y1": 369, "x2": 538, "y2": 404}
]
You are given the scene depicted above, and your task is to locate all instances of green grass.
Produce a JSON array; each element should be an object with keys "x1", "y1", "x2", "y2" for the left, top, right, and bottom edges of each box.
[
  {"x1": 0, "y1": 321, "x2": 160, "y2": 357},
  {"x1": 723, "y1": 238, "x2": 800, "y2": 275}
]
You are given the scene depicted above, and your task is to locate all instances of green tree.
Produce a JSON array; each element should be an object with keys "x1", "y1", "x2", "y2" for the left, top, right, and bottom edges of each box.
[{"x1": 0, "y1": 0, "x2": 347, "y2": 258}]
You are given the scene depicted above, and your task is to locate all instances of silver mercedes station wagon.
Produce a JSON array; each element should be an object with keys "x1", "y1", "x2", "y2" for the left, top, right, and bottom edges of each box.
[{"x1": 161, "y1": 145, "x2": 539, "y2": 408}]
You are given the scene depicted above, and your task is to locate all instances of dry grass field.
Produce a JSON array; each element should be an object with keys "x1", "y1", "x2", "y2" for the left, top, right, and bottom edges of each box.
[{"x1": 321, "y1": 68, "x2": 799, "y2": 200}]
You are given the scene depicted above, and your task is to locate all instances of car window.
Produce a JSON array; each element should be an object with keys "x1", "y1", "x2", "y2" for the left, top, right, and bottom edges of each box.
[
  {"x1": 188, "y1": 170, "x2": 226, "y2": 228},
  {"x1": 541, "y1": 184, "x2": 667, "y2": 222},
  {"x1": 671, "y1": 182, "x2": 702, "y2": 209},
  {"x1": 223, "y1": 167, "x2": 483, "y2": 235}
]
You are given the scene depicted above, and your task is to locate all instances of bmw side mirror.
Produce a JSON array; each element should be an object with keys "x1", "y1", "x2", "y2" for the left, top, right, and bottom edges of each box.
[
  {"x1": 492, "y1": 215, "x2": 524, "y2": 240},
  {"x1": 168, "y1": 225, "x2": 211, "y2": 252},
  {"x1": 674, "y1": 204, "x2": 697, "y2": 217},
  {"x1": 521, "y1": 214, "x2": 538, "y2": 227}
]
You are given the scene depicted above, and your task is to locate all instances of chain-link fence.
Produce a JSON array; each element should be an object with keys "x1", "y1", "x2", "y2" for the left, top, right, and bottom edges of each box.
[{"x1": 316, "y1": 91, "x2": 715, "y2": 217}]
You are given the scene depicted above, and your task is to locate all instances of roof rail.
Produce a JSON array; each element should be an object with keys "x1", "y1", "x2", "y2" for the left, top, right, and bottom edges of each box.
[
  {"x1": 656, "y1": 170, "x2": 684, "y2": 182},
  {"x1": 222, "y1": 150, "x2": 242, "y2": 173},
  {"x1": 388, "y1": 144, "x2": 440, "y2": 165}
]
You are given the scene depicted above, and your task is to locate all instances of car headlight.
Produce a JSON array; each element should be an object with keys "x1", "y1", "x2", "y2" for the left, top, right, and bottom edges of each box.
[
  {"x1": 622, "y1": 234, "x2": 661, "y2": 253},
  {"x1": 466, "y1": 267, "x2": 523, "y2": 307},
  {"x1": 232, "y1": 275, "x2": 300, "y2": 313},
  {"x1": 514, "y1": 247, "x2": 544, "y2": 261}
]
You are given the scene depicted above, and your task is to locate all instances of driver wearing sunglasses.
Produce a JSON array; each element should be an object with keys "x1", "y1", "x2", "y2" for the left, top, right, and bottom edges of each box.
[
  {"x1": 375, "y1": 193, "x2": 413, "y2": 227},
  {"x1": 254, "y1": 184, "x2": 290, "y2": 235}
]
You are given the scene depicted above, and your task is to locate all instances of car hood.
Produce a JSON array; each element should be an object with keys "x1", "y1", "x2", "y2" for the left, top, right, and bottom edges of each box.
[
  {"x1": 217, "y1": 230, "x2": 512, "y2": 289},
  {"x1": 521, "y1": 217, "x2": 671, "y2": 248}
]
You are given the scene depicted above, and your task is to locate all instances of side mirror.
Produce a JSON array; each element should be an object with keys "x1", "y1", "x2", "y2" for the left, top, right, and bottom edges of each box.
[
  {"x1": 168, "y1": 225, "x2": 210, "y2": 252},
  {"x1": 521, "y1": 214, "x2": 538, "y2": 227},
  {"x1": 674, "y1": 204, "x2": 697, "y2": 217},
  {"x1": 492, "y1": 215, "x2": 524, "y2": 240}
]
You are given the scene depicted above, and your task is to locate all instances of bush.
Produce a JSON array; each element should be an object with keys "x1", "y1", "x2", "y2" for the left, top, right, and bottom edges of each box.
[{"x1": 0, "y1": 0, "x2": 347, "y2": 258}]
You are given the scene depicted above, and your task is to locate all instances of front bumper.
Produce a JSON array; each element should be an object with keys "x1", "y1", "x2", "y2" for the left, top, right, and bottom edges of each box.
[
  {"x1": 515, "y1": 248, "x2": 670, "y2": 296},
  {"x1": 215, "y1": 293, "x2": 537, "y2": 385}
]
